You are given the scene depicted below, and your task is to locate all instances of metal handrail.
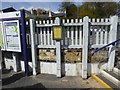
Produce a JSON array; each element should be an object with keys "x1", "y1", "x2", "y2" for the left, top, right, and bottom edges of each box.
[{"x1": 92, "y1": 38, "x2": 120, "y2": 56}]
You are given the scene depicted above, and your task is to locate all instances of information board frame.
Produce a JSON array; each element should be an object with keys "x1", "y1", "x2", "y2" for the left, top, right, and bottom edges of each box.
[
  {"x1": 3, "y1": 20, "x2": 21, "y2": 52},
  {"x1": 0, "y1": 21, "x2": 5, "y2": 50}
]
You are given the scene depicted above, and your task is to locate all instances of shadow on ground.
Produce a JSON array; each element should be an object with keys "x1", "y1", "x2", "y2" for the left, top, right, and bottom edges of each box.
[
  {"x1": 2, "y1": 72, "x2": 25, "y2": 86},
  {"x1": 2, "y1": 69, "x2": 12, "y2": 74},
  {"x1": 2, "y1": 83, "x2": 47, "y2": 90}
]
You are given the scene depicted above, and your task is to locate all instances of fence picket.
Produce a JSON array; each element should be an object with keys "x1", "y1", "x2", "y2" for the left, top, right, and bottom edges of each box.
[
  {"x1": 100, "y1": 26, "x2": 104, "y2": 44},
  {"x1": 47, "y1": 27, "x2": 50, "y2": 45},
  {"x1": 75, "y1": 26, "x2": 78, "y2": 45},
  {"x1": 40, "y1": 28, "x2": 43, "y2": 45},
  {"x1": 44, "y1": 28, "x2": 46, "y2": 45},
  {"x1": 79, "y1": 26, "x2": 82, "y2": 45},
  {"x1": 51, "y1": 28, "x2": 54, "y2": 45},
  {"x1": 71, "y1": 27, "x2": 74, "y2": 45},
  {"x1": 96, "y1": 28, "x2": 99, "y2": 44},
  {"x1": 104, "y1": 26, "x2": 108, "y2": 44}
]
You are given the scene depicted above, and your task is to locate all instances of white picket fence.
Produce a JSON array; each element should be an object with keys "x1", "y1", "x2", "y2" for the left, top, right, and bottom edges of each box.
[{"x1": 29, "y1": 16, "x2": 118, "y2": 78}]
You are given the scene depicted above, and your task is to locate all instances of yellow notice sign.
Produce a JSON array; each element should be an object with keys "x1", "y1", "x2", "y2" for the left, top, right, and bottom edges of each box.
[{"x1": 53, "y1": 26, "x2": 62, "y2": 40}]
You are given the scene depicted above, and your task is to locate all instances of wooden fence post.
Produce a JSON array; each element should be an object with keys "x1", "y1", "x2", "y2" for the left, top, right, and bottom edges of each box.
[
  {"x1": 30, "y1": 19, "x2": 37, "y2": 75},
  {"x1": 55, "y1": 17, "x2": 62, "y2": 77},
  {"x1": 108, "y1": 16, "x2": 118, "y2": 71},
  {"x1": 82, "y1": 16, "x2": 89, "y2": 79}
]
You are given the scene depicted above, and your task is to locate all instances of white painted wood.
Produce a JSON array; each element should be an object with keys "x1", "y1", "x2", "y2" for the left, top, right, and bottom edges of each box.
[
  {"x1": 56, "y1": 41, "x2": 61, "y2": 77},
  {"x1": 43, "y1": 28, "x2": 46, "y2": 45},
  {"x1": 12, "y1": 53, "x2": 19, "y2": 72},
  {"x1": 30, "y1": 19, "x2": 37, "y2": 75},
  {"x1": 101, "y1": 18, "x2": 104, "y2": 22},
  {"x1": 38, "y1": 34, "x2": 41, "y2": 45},
  {"x1": 82, "y1": 16, "x2": 89, "y2": 78},
  {"x1": 67, "y1": 19, "x2": 69, "y2": 23},
  {"x1": 71, "y1": 19, "x2": 74, "y2": 23},
  {"x1": 47, "y1": 20, "x2": 49, "y2": 24},
  {"x1": 36, "y1": 27, "x2": 39, "y2": 45},
  {"x1": 37, "y1": 45, "x2": 56, "y2": 48},
  {"x1": 63, "y1": 22, "x2": 83, "y2": 26},
  {"x1": 67, "y1": 27, "x2": 70, "y2": 45},
  {"x1": 36, "y1": 24, "x2": 57, "y2": 27},
  {"x1": 62, "y1": 19, "x2": 65, "y2": 23},
  {"x1": 75, "y1": 19, "x2": 78, "y2": 23},
  {"x1": 71, "y1": 27, "x2": 74, "y2": 45},
  {"x1": 108, "y1": 16, "x2": 118, "y2": 71},
  {"x1": 39, "y1": 21, "x2": 42, "y2": 24},
  {"x1": 113, "y1": 67, "x2": 120, "y2": 76},
  {"x1": 51, "y1": 28, "x2": 54, "y2": 45},
  {"x1": 43, "y1": 20, "x2": 46, "y2": 24},
  {"x1": 105, "y1": 18, "x2": 109, "y2": 22},
  {"x1": 80, "y1": 19, "x2": 82, "y2": 22},
  {"x1": 50, "y1": 20, "x2": 53, "y2": 24},
  {"x1": 92, "y1": 18, "x2": 95, "y2": 22},
  {"x1": 55, "y1": 17, "x2": 61, "y2": 77},
  {"x1": 104, "y1": 26, "x2": 108, "y2": 44},
  {"x1": 96, "y1": 28, "x2": 99, "y2": 44},
  {"x1": 40, "y1": 28, "x2": 43, "y2": 45},
  {"x1": 79, "y1": 26, "x2": 82, "y2": 45},
  {"x1": 92, "y1": 26, "x2": 95, "y2": 45},
  {"x1": 91, "y1": 44, "x2": 107, "y2": 48},
  {"x1": 97, "y1": 18, "x2": 100, "y2": 22},
  {"x1": 67, "y1": 27, "x2": 70, "y2": 37},
  {"x1": 36, "y1": 21, "x2": 38, "y2": 24},
  {"x1": 75, "y1": 26, "x2": 78, "y2": 45},
  {"x1": 65, "y1": 45, "x2": 83, "y2": 48},
  {"x1": 101, "y1": 70, "x2": 120, "y2": 86},
  {"x1": 47, "y1": 27, "x2": 50, "y2": 45},
  {"x1": 100, "y1": 26, "x2": 104, "y2": 44},
  {"x1": 90, "y1": 22, "x2": 111, "y2": 25}
]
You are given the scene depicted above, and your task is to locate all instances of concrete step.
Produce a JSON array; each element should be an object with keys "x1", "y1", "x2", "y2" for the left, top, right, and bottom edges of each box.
[
  {"x1": 97, "y1": 74, "x2": 118, "y2": 89},
  {"x1": 100, "y1": 70, "x2": 120, "y2": 88},
  {"x1": 116, "y1": 62, "x2": 120, "y2": 69},
  {"x1": 113, "y1": 67, "x2": 120, "y2": 77},
  {"x1": 105, "y1": 70, "x2": 120, "y2": 81}
]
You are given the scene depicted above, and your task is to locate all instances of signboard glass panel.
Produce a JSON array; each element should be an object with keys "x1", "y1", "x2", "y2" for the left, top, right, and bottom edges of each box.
[{"x1": 3, "y1": 20, "x2": 21, "y2": 52}]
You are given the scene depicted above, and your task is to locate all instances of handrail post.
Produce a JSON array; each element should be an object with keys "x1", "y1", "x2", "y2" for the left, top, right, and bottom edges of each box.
[
  {"x1": 20, "y1": 9, "x2": 29, "y2": 76},
  {"x1": 30, "y1": 19, "x2": 37, "y2": 75},
  {"x1": 108, "y1": 16, "x2": 118, "y2": 71}
]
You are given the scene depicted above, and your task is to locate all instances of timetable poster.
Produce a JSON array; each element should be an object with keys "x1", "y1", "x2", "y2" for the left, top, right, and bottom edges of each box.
[{"x1": 4, "y1": 20, "x2": 21, "y2": 52}]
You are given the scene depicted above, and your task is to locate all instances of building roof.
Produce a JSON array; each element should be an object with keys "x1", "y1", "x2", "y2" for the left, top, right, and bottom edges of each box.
[
  {"x1": 38, "y1": 12, "x2": 65, "y2": 18},
  {"x1": 2, "y1": 7, "x2": 16, "y2": 13}
]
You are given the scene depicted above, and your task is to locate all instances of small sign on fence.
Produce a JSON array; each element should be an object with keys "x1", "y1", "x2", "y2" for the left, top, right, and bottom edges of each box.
[{"x1": 53, "y1": 26, "x2": 62, "y2": 40}]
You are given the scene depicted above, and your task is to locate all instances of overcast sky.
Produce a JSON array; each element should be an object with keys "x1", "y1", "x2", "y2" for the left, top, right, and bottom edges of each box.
[
  {"x1": 1, "y1": 2, "x2": 82, "y2": 12},
  {"x1": 1, "y1": 0, "x2": 118, "y2": 12}
]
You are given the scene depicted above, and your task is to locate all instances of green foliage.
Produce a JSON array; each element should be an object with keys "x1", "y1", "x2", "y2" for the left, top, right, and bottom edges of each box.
[
  {"x1": 58, "y1": 0, "x2": 74, "y2": 12},
  {"x1": 58, "y1": 1, "x2": 77, "y2": 18},
  {"x1": 66, "y1": 4, "x2": 77, "y2": 18},
  {"x1": 58, "y1": 1, "x2": 120, "y2": 18},
  {"x1": 79, "y1": 2, "x2": 120, "y2": 18}
]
